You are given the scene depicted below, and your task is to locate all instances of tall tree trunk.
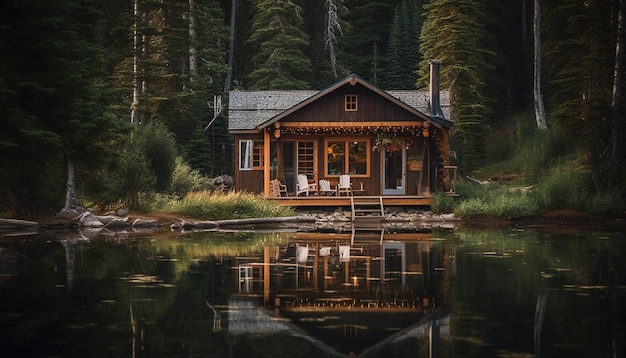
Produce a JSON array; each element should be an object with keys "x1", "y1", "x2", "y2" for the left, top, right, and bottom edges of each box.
[
  {"x1": 609, "y1": 0, "x2": 625, "y2": 167},
  {"x1": 224, "y1": 0, "x2": 236, "y2": 92},
  {"x1": 533, "y1": 0, "x2": 547, "y2": 129},
  {"x1": 325, "y1": 0, "x2": 342, "y2": 77},
  {"x1": 189, "y1": 0, "x2": 198, "y2": 79},
  {"x1": 131, "y1": 0, "x2": 140, "y2": 124},
  {"x1": 64, "y1": 156, "x2": 76, "y2": 210}
]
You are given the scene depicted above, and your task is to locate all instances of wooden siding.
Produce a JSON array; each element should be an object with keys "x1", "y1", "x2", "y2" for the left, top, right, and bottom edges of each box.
[{"x1": 279, "y1": 83, "x2": 423, "y2": 124}]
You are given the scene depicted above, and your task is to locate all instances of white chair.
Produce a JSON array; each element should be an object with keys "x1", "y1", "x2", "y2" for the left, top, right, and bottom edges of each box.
[
  {"x1": 296, "y1": 174, "x2": 317, "y2": 196},
  {"x1": 319, "y1": 179, "x2": 335, "y2": 196},
  {"x1": 337, "y1": 174, "x2": 352, "y2": 196}
]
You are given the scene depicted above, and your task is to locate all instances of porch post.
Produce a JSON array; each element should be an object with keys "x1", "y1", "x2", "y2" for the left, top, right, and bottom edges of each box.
[{"x1": 263, "y1": 130, "x2": 270, "y2": 197}]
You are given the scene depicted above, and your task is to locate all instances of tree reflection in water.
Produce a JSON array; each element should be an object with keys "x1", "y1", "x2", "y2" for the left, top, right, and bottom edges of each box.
[{"x1": 0, "y1": 227, "x2": 623, "y2": 357}]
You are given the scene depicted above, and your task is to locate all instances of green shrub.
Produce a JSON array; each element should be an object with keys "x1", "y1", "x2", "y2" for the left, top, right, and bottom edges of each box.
[
  {"x1": 431, "y1": 193, "x2": 457, "y2": 214},
  {"x1": 454, "y1": 181, "x2": 538, "y2": 219},
  {"x1": 589, "y1": 189, "x2": 626, "y2": 216},
  {"x1": 531, "y1": 169, "x2": 589, "y2": 210},
  {"x1": 169, "y1": 157, "x2": 213, "y2": 198},
  {"x1": 454, "y1": 198, "x2": 490, "y2": 218}
]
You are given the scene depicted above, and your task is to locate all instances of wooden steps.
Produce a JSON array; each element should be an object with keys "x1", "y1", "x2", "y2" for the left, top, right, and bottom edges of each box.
[
  {"x1": 350, "y1": 197, "x2": 384, "y2": 220},
  {"x1": 351, "y1": 227, "x2": 384, "y2": 245}
]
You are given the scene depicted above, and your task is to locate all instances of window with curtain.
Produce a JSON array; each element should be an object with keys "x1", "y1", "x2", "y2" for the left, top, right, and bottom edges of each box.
[{"x1": 239, "y1": 140, "x2": 263, "y2": 170}]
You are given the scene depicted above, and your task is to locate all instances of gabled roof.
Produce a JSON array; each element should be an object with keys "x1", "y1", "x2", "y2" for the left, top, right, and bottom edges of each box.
[{"x1": 228, "y1": 74, "x2": 452, "y2": 133}]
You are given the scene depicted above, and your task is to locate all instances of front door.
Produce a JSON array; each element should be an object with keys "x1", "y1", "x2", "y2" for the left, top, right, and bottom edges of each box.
[{"x1": 382, "y1": 147, "x2": 406, "y2": 195}]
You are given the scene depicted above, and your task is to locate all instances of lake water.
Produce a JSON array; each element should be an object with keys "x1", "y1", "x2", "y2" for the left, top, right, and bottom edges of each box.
[{"x1": 1, "y1": 224, "x2": 624, "y2": 357}]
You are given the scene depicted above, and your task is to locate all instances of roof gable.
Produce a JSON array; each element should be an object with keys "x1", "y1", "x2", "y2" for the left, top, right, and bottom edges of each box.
[{"x1": 228, "y1": 74, "x2": 451, "y2": 132}]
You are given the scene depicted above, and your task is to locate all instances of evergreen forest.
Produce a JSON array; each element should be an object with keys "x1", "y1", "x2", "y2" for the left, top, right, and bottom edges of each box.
[{"x1": 1, "y1": 0, "x2": 624, "y2": 217}]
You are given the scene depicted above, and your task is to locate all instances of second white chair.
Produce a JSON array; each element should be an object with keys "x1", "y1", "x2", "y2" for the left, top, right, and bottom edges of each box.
[
  {"x1": 319, "y1": 179, "x2": 336, "y2": 196},
  {"x1": 337, "y1": 174, "x2": 352, "y2": 196}
]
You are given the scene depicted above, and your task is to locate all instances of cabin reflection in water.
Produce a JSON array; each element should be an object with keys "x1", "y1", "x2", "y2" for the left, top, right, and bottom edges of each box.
[{"x1": 228, "y1": 228, "x2": 453, "y2": 355}]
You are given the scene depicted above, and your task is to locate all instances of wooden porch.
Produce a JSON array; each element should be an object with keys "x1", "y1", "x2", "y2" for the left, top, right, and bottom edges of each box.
[{"x1": 272, "y1": 194, "x2": 459, "y2": 208}]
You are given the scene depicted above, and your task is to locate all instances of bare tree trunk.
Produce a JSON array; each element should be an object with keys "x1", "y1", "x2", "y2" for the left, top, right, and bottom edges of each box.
[
  {"x1": 189, "y1": 0, "x2": 198, "y2": 79},
  {"x1": 325, "y1": 0, "x2": 342, "y2": 77},
  {"x1": 131, "y1": 0, "x2": 140, "y2": 124},
  {"x1": 64, "y1": 156, "x2": 76, "y2": 210},
  {"x1": 610, "y1": 0, "x2": 625, "y2": 166},
  {"x1": 224, "y1": 0, "x2": 236, "y2": 93},
  {"x1": 533, "y1": 0, "x2": 548, "y2": 129}
]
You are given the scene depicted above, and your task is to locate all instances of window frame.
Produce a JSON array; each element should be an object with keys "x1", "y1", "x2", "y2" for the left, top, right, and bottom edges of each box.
[
  {"x1": 324, "y1": 138, "x2": 370, "y2": 178},
  {"x1": 239, "y1": 140, "x2": 264, "y2": 170},
  {"x1": 345, "y1": 94, "x2": 358, "y2": 111}
]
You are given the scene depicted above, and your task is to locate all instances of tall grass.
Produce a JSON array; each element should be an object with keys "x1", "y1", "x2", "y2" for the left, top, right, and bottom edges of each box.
[
  {"x1": 160, "y1": 191, "x2": 295, "y2": 220},
  {"x1": 454, "y1": 181, "x2": 538, "y2": 219},
  {"x1": 459, "y1": 110, "x2": 625, "y2": 218}
]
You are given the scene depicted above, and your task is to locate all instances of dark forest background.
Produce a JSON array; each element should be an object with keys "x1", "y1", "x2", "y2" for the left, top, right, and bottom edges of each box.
[{"x1": 1, "y1": 0, "x2": 624, "y2": 216}]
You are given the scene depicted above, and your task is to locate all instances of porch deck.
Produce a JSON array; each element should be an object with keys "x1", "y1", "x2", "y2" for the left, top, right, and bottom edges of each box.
[{"x1": 273, "y1": 193, "x2": 459, "y2": 208}]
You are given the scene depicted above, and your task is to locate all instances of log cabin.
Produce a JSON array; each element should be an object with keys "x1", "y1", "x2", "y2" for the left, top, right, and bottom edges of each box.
[{"x1": 228, "y1": 61, "x2": 457, "y2": 207}]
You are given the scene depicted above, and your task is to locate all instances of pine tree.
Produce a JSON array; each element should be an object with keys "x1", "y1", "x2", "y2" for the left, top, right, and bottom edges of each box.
[
  {"x1": 381, "y1": 0, "x2": 423, "y2": 89},
  {"x1": 0, "y1": 0, "x2": 126, "y2": 214},
  {"x1": 246, "y1": 0, "x2": 312, "y2": 89},
  {"x1": 542, "y1": 0, "x2": 620, "y2": 189},
  {"x1": 300, "y1": 0, "x2": 346, "y2": 87},
  {"x1": 418, "y1": 0, "x2": 496, "y2": 172},
  {"x1": 337, "y1": 0, "x2": 396, "y2": 84}
]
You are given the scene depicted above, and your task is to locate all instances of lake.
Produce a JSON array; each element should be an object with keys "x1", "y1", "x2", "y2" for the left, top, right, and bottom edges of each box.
[{"x1": 0, "y1": 224, "x2": 624, "y2": 357}]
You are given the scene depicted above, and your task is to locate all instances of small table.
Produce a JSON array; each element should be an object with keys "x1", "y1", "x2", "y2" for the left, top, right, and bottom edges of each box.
[{"x1": 352, "y1": 182, "x2": 366, "y2": 196}]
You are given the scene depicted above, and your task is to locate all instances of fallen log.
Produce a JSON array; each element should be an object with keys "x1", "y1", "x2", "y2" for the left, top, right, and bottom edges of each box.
[
  {"x1": 175, "y1": 216, "x2": 314, "y2": 231},
  {"x1": 0, "y1": 218, "x2": 38, "y2": 231}
]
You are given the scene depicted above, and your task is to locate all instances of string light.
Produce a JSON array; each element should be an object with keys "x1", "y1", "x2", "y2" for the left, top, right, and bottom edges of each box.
[{"x1": 264, "y1": 125, "x2": 435, "y2": 137}]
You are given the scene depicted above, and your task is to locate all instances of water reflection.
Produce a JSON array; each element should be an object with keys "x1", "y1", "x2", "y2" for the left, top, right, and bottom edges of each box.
[
  {"x1": 221, "y1": 228, "x2": 449, "y2": 356},
  {"x1": 0, "y1": 226, "x2": 624, "y2": 357}
]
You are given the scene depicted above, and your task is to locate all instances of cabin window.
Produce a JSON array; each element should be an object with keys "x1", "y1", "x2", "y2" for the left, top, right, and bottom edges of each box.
[
  {"x1": 325, "y1": 139, "x2": 370, "y2": 177},
  {"x1": 297, "y1": 142, "x2": 315, "y2": 177},
  {"x1": 345, "y1": 94, "x2": 358, "y2": 111},
  {"x1": 239, "y1": 140, "x2": 263, "y2": 170}
]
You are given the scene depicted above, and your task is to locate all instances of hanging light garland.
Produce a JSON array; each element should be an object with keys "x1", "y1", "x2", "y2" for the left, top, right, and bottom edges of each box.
[{"x1": 264, "y1": 123, "x2": 438, "y2": 140}]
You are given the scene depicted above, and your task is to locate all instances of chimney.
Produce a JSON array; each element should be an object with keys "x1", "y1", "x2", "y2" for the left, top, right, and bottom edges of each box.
[{"x1": 429, "y1": 60, "x2": 444, "y2": 118}]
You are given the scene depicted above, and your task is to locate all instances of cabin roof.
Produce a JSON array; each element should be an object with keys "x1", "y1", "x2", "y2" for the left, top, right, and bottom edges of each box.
[{"x1": 228, "y1": 74, "x2": 452, "y2": 133}]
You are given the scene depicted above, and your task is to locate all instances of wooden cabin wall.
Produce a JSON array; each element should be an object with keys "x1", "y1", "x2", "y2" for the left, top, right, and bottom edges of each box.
[
  {"x1": 281, "y1": 83, "x2": 420, "y2": 123},
  {"x1": 233, "y1": 133, "x2": 265, "y2": 193}
]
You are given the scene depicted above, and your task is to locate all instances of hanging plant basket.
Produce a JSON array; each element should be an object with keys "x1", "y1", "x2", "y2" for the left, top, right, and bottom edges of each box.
[
  {"x1": 409, "y1": 161, "x2": 423, "y2": 171},
  {"x1": 408, "y1": 155, "x2": 423, "y2": 171},
  {"x1": 372, "y1": 133, "x2": 411, "y2": 152}
]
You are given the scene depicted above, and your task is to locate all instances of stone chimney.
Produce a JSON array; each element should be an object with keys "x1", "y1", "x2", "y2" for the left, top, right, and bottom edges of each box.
[{"x1": 429, "y1": 60, "x2": 444, "y2": 118}]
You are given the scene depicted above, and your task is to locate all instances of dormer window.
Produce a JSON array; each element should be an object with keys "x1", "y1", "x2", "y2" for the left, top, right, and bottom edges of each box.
[{"x1": 345, "y1": 94, "x2": 358, "y2": 111}]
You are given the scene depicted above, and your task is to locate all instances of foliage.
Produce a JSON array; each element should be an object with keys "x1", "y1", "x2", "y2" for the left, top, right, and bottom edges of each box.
[
  {"x1": 454, "y1": 183, "x2": 539, "y2": 219},
  {"x1": 482, "y1": 110, "x2": 576, "y2": 182},
  {"x1": 431, "y1": 193, "x2": 456, "y2": 214},
  {"x1": 542, "y1": 0, "x2": 621, "y2": 191},
  {"x1": 380, "y1": 0, "x2": 423, "y2": 89},
  {"x1": 336, "y1": 0, "x2": 397, "y2": 84},
  {"x1": 161, "y1": 191, "x2": 295, "y2": 220},
  {"x1": 372, "y1": 133, "x2": 411, "y2": 152},
  {"x1": 588, "y1": 188, "x2": 626, "y2": 216},
  {"x1": 0, "y1": 0, "x2": 125, "y2": 216},
  {"x1": 169, "y1": 157, "x2": 213, "y2": 198},
  {"x1": 110, "y1": 0, "x2": 229, "y2": 175},
  {"x1": 246, "y1": 0, "x2": 312, "y2": 89},
  {"x1": 137, "y1": 123, "x2": 178, "y2": 192},
  {"x1": 1, "y1": 0, "x2": 624, "y2": 217},
  {"x1": 109, "y1": 124, "x2": 177, "y2": 209},
  {"x1": 418, "y1": 0, "x2": 496, "y2": 172},
  {"x1": 467, "y1": 110, "x2": 626, "y2": 218},
  {"x1": 531, "y1": 168, "x2": 590, "y2": 211}
]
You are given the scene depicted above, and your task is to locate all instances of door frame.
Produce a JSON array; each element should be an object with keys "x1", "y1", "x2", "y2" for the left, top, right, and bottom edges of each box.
[{"x1": 382, "y1": 147, "x2": 406, "y2": 195}]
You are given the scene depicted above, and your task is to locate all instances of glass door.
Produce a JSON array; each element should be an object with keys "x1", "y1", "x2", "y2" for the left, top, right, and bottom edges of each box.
[{"x1": 382, "y1": 147, "x2": 406, "y2": 195}]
